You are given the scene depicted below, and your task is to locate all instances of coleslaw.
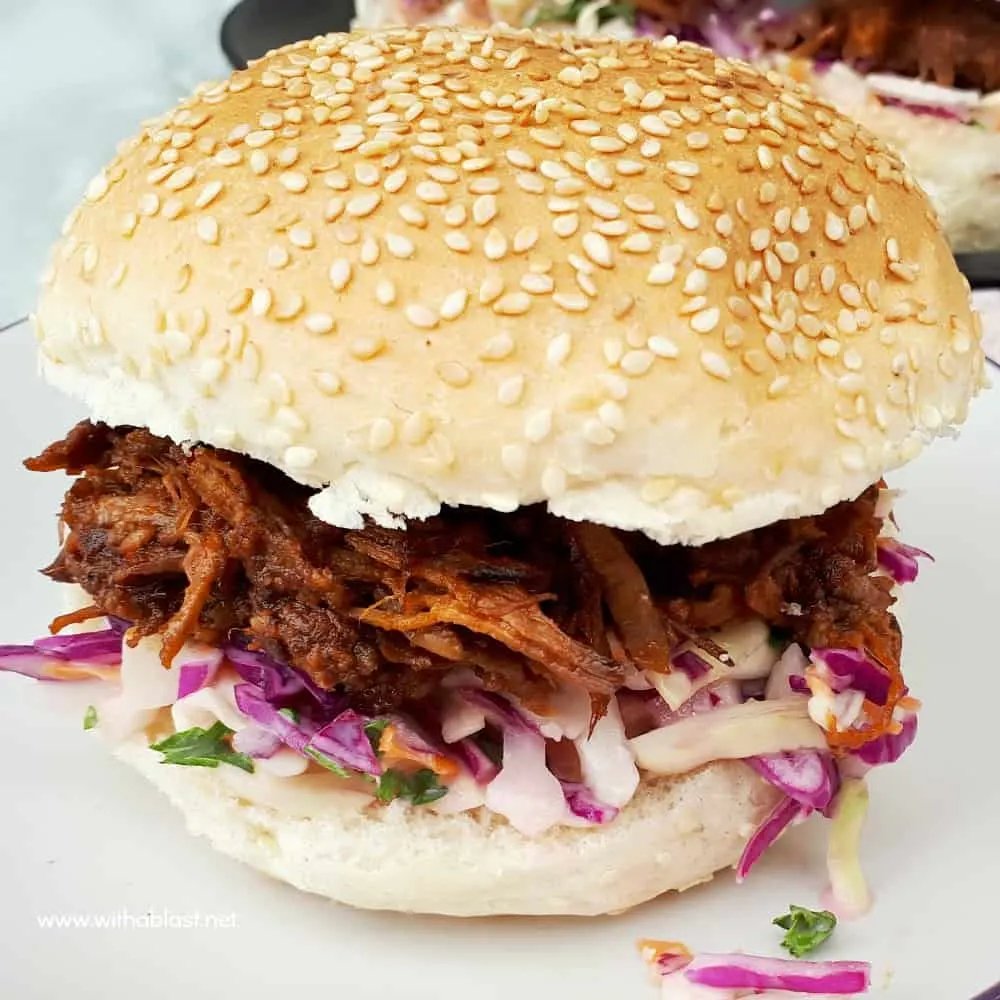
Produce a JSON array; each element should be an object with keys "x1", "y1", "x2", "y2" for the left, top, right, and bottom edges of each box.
[{"x1": 0, "y1": 491, "x2": 926, "y2": 905}]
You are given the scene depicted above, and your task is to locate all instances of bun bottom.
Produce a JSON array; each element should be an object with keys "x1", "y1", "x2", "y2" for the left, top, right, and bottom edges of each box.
[{"x1": 115, "y1": 740, "x2": 780, "y2": 916}]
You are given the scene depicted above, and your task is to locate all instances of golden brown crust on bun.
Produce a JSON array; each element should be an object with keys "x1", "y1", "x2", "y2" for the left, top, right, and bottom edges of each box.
[{"x1": 35, "y1": 26, "x2": 984, "y2": 543}]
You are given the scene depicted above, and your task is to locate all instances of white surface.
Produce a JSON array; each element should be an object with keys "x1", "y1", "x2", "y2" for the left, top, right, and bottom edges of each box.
[{"x1": 1, "y1": 4, "x2": 999, "y2": 998}]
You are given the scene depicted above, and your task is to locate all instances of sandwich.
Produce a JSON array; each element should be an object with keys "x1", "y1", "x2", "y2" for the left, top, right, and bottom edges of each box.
[
  {"x1": 352, "y1": 2, "x2": 1000, "y2": 252},
  {"x1": 2, "y1": 25, "x2": 985, "y2": 917}
]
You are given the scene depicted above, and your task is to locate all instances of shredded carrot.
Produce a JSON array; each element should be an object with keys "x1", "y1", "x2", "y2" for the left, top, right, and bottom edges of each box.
[
  {"x1": 378, "y1": 723, "x2": 460, "y2": 780},
  {"x1": 48, "y1": 605, "x2": 102, "y2": 635}
]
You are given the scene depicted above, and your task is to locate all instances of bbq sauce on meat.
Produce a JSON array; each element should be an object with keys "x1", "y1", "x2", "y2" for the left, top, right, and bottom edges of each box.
[
  {"x1": 630, "y1": 0, "x2": 1000, "y2": 91},
  {"x1": 27, "y1": 421, "x2": 900, "y2": 713}
]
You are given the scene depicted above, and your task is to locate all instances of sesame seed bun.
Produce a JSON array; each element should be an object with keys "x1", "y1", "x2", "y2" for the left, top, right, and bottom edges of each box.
[
  {"x1": 35, "y1": 26, "x2": 985, "y2": 544},
  {"x1": 114, "y1": 735, "x2": 780, "y2": 916}
]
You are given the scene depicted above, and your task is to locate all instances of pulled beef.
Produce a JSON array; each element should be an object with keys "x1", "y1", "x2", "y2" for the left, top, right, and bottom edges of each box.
[
  {"x1": 27, "y1": 421, "x2": 900, "y2": 713},
  {"x1": 758, "y1": 0, "x2": 1000, "y2": 92},
  {"x1": 628, "y1": 0, "x2": 1000, "y2": 91}
]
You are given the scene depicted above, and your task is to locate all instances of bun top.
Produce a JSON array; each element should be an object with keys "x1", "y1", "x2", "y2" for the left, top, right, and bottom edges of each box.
[{"x1": 35, "y1": 26, "x2": 985, "y2": 543}]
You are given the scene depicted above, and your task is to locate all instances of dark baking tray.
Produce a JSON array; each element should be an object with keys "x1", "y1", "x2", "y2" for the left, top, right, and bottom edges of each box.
[{"x1": 221, "y1": 0, "x2": 353, "y2": 69}]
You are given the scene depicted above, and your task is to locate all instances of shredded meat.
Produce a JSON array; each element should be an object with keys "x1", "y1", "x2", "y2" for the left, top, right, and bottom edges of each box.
[
  {"x1": 628, "y1": 0, "x2": 1000, "y2": 91},
  {"x1": 28, "y1": 422, "x2": 902, "y2": 734},
  {"x1": 760, "y1": 0, "x2": 1000, "y2": 92}
]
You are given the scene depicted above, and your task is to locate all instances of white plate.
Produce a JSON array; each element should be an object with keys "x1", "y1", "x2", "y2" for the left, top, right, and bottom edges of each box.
[{"x1": 0, "y1": 325, "x2": 997, "y2": 1000}]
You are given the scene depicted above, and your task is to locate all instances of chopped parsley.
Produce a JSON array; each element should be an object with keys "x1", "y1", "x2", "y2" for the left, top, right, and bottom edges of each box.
[
  {"x1": 364, "y1": 718, "x2": 390, "y2": 755},
  {"x1": 304, "y1": 746, "x2": 353, "y2": 779},
  {"x1": 82, "y1": 705, "x2": 98, "y2": 731},
  {"x1": 773, "y1": 905, "x2": 838, "y2": 958},
  {"x1": 278, "y1": 707, "x2": 300, "y2": 723},
  {"x1": 150, "y1": 721, "x2": 254, "y2": 773},
  {"x1": 376, "y1": 768, "x2": 448, "y2": 806},
  {"x1": 768, "y1": 626, "x2": 795, "y2": 651},
  {"x1": 527, "y1": 0, "x2": 635, "y2": 27}
]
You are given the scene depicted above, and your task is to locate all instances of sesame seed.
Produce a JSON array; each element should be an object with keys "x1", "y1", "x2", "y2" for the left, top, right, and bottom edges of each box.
[
  {"x1": 496, "y1": 374, "x2": 526, "y2": 407},
  {"x1": 525, "y1": 409, "x2": 553, "y2": 443},
  {"x1": 288, "y1": 224, "x2": 315, "y2": 249},
  {"x1": 750, "y1": 228, "x2": 771, "y2": 252},
  {"x1": 351, "y1": 335, "x2": 385, "y2": 360},
  {"x1": 493, "y1": 292, "x2": 530, "y2": 316},
  {"x1": 328, "y1": 259, "x2": 352, "y2": 292},
  {"x1": 303, "y1": 311, "x2": 335, "y2": 335},
  {"x1": 516, "y1": 172, "x2": 545, "y2": 194},
  {"x1": 513, "y1": 227, "x2": 539, "y2": 253},
  {"x1": 138, "y1": 192, "x2": 160, "y2": 216},
  {"x1": 597, "y1": 401, "x2": 627, "y2": 431},
  {"x1": 472, "y1": 194, "x2": 498, "y2": 226},
  {"x1": 701, "y1": 351, "x2": 732, "y2": 380},
  {"x1": 368, "y1": 418, "x2": 396, "y2": 451},
  {"x1": 401, "y1": 410, "x2": 432, "y2": 446},
  {"x1": 889, "y1": 261, "x2": 919, "y2": 283},
  {"x1": 85, "y1": 171, "x2": 110, "y2": 202},
  {"x1": 768, "y1": 376, "x2": 790, "y2": 398},
  {"x1": 686, "y1": 131, "x2": 710, "y2": 150},
  {"x1": 553, "y1": 214, "x2": 579, "y2": 238},
  {"x1": 690, "y1": 307, "x2": 720, "y2": 334},
  {"x1": 675, "y1": 201, "x2": 700, "y2": 231},
  {"x1": 251, "y1": 287, "x2": 273, "y2": 317},
  {"x1": 621, "y1": 233, "x2": 653, "y2": 254},
  {"x1": 774, "y1": 241, "x2": 799, "y2": 264},
  {"x1": 553, "y1": 291, "x2": 589, "y2": 313},
  {"x1": 583, "y1": 421, "x2": 615, "y2": 447},
  {"x1": 165, "y1": 165, "x2": 195, "y2": 192},
  {"x1": 647, "y1": 261, "x2": 676, "y2": 286},
  {"x1": 444, "y1": 204, "x2": 467, "y2": 228},
  {"x1": 743, "y1": 349, "x2": 769, "y2": 374},
  {"x1": 842, "y1": 347, "x2": 863, "y2": 371},
  {"x1": 215, "y1": 147, "x2": 242, "y2": 167},
  {"x1": 440, "y1": 288, "x2": 469, "y2": 321},
  {"x1": 620, "y1": 350, "x2": 654, "y2": 376},
  {"x1": 375, "y1": 279, "x2": 396, "y2": 306},
  {"x1": 764, "y1": 250, "x2": 782, "y2": 283},
  {"x1": 479, "y1": 274, "x2": 504, "y2": 305},
  {"x1": 825, "y1": 212, "x2": 847, "y2": 243},
  {"x1": 683, "y1": 269, "x2": 708, "y2": 295},
  {"x1": 445, "y1": 231, "x2": 471, "y2": 253},
  {"x1": 416, "y1": 180, "x2": 448, "y2": 204},
  {"x1": 520, "y1": 269, "x2": 554, "y2": 294},
  {"x1": 648, "y1": 335, "x2": 679, "y2": 359},
  {"x1": 791, "y1": 207, "x2": 810, "y2": 233},
  {"x1": 406, "y1": 304, "x2": 439, "y2": 330},
  {"x1": 582, "y1": 231, "x2": 612, "y2": 269},
  {"x1": 837, "y1": 373, "x2": 865, "y2": 393},
  {"x1": 723, "y1": 324, "x2": 744, "y2": 347},
  {"x1": 764, "y1": 331, "x2": 787, "y2": 361},
  {"x1": 399, "y1": 204, "x2": 427, "y2": 227},
  {"x1": 546, "y1": 332, "x2": 572, "y2": 366},
  {"x1": 820, "y1": 265, "x2": 836, "y2": 294},
  {"x1": 196, "y1": 215, "x2": 219, "y2": 244},
  {"x1": 696, "y1": 247, "x2": 727, "y2": 271},
  {"x1": 715, "y1": 214, "x2": 734, "y2": 238},
  {"x1": 386, "y1": 232, "x2": 415, "y2": 258},
  {"x1": 346, "y1": 191, "x2": 382, "y2": 218}
]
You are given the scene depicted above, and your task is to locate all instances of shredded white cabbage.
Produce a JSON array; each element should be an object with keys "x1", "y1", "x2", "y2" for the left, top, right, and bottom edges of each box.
[{"x1": 629, "y1": 698, "x2": 828, "y2": 776}]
